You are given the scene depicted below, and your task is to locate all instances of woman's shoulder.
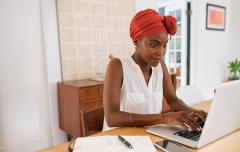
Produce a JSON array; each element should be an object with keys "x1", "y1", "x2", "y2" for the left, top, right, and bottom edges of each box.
[
  {"x1": 108, "y1": 58, "x2": 123, "y2": 73},
  {"x1": 105, "y1": 58, "x2": 124, "y2": 86},
  {"x1": 109, "y1": 58, "x2": 121, "y2": 67},
  {"x1": 108, "y1": 57, "x2": 132, "y2": 73}
]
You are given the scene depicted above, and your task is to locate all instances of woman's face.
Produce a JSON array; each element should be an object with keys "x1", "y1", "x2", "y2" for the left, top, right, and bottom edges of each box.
[{"x1": 135, "y1": 32, "x2": 168, "y2": 67}]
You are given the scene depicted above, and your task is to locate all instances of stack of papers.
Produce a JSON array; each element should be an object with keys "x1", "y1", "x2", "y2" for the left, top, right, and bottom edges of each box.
[{"x1": 73, "y1": 136, "x2": 157, "y2": 152}]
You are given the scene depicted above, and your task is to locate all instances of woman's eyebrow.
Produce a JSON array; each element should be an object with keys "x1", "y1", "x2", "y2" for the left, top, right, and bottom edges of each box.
[
  {"x1": 149, "y1": 39, "x2": 168, "y2": 43},
  {"x1": 149, "y1": 39, "x2": 160, "y2": 43}
]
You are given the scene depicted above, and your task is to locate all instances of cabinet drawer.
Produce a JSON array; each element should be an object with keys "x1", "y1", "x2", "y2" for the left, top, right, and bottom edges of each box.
[
  {"x1": 98, "y1": 86, "x2": 103, "y2": 98},
  {"x1": 81, "y1": 100, "x2": 102, "y2": 111},
  {"x1": 98, "y1": 100, "x2": 103, "y2": 107},
  {"x1": 79, "y1": 86, "x2": 99, "y2": 100}
]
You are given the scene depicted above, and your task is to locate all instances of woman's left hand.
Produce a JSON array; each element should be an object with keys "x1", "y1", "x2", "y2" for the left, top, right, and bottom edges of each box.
[{"x1": 185, "y1": 108, "x2": 208, "y2": 123}]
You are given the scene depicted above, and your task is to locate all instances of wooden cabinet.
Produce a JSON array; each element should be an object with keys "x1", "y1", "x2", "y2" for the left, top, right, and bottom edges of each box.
[{"x1": 57, "y1": 79, "x2": 103, "y2": 137}]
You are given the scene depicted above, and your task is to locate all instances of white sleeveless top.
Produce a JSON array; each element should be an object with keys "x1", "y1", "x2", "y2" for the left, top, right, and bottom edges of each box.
[{"x1": 102, "y1": 57, "x2": 163, "y2": 131}]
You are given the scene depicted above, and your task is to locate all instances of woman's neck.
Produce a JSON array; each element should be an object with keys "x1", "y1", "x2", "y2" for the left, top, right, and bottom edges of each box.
[{"x1": 131, "y1": 53, "x2": 151, "y2": 73}]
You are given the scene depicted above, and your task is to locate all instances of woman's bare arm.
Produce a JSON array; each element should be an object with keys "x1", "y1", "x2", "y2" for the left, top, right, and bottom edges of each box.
[
  {"x1": 160, "y1": 59, "x2": 207, "y2": 123},
  {"x1": 159, "y1": 59, "x2": 189, "y2": 111}
]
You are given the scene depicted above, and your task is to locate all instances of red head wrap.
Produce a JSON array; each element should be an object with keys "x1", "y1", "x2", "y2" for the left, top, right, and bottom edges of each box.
[{"x1": 130, "y1": 9, "x2": 177, "y2": 41}]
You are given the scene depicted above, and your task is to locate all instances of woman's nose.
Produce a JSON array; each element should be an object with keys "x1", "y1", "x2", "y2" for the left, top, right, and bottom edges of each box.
[
  {"x1": 161, "y1": 50, "x2": 166, "y2": 56},
  {"x1": 156, "y1": 48, "x2": 166, "y2": 56}
]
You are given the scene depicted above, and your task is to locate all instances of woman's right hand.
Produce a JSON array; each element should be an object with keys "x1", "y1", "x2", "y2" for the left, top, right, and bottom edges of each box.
[{"x1": 161, "y1": 111, "x2": 203, "y2": 131}]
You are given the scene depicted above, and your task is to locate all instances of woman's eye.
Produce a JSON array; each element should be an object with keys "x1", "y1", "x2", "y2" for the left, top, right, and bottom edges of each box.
[{"x1": 150, "y1": 43, "x2": 158, "y2": 48}]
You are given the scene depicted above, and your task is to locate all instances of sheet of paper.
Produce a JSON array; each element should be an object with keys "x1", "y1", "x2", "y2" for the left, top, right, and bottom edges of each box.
[{"x1": 73, "y1": 136, "x2": 157, "y2": 152}]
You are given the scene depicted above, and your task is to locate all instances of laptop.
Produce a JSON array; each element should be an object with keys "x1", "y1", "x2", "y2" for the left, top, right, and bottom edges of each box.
[{"x1": 147, "y1": 80, "x2": 240, "y2": 148}]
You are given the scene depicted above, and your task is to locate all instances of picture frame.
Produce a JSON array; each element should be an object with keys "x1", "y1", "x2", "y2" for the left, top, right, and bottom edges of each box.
[{"x1": 206, "y1": 3, "x2": 226, "y2": 31}]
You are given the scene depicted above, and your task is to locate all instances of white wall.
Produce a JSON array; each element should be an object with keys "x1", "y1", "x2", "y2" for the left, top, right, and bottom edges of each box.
[
  {"x1": 0, "y1": 0, "x2": 53, "y2": 151},
  {"x1": 135, "y1": 0, "x2": 159, "y2": 11},
  {"x1": 40, "y1": 0, "x2": 67, "y2": 145},
  {"x1": 191, "y1": 0, "x2": 230, "y2": 98},
  {"x1": 228, "y1": 0, "x2": 240, "y2": 60}
]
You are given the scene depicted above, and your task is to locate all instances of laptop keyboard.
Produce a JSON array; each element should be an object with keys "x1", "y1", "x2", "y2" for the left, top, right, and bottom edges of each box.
[
  {"x1": 174, "y1": 122, "x2": 205, "y2": 141},
  {"x1": 174, "y1": 130, "x2": 201, "y2": 141}
]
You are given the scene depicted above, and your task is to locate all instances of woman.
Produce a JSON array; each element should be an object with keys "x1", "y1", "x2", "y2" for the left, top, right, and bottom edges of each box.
[{"x1": 103, "y1": 9, "x2": 207, "y2": 131}]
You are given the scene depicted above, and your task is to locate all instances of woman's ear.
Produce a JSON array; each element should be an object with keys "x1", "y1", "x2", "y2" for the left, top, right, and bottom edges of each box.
[
  {"x1": 133, "y1": 40, "x2": 140, "y2": 47},
  {"x1": 133, "y1": 41, "x2": 138, "y2": 47}
]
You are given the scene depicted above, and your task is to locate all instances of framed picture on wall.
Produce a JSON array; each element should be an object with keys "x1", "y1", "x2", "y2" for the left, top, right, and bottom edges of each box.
[{"x1": 206, "y1": 3, "x2": 226, "y2": 31}]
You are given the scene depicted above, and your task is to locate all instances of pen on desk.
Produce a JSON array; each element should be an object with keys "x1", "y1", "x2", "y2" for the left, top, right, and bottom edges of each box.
[{"x1": 118, "y1": 135, "x2": 133, "y2": 149}]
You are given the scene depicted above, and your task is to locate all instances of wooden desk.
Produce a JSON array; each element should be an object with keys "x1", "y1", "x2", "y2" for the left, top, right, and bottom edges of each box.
[{"x1": 40, "y1": 101, "x2": 240, "y2": 152}]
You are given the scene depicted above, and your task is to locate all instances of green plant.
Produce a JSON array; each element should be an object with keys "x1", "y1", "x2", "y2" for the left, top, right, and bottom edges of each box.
[{"x1": 228, "y1": 59, "x2": 240, "y2": 79}]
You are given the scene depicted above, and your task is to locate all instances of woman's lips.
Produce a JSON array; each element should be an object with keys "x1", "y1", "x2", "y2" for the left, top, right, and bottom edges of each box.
[{"x1": 152, "y1": 57, "x2": 161, "y2": 62}]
